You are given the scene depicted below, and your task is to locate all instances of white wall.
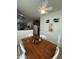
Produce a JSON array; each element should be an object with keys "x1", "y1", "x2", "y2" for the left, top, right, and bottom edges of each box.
[
  {"x1": 40, "y1": 10, "x2": 62, "y2": 47},
  {"x1": 17, "y1": 30, "x2": 33, "y2": 44}
]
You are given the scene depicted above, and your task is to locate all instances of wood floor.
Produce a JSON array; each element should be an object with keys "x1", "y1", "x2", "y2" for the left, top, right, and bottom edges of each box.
[{"x1": 22, "y1": 36, "x2": 56, "y2": 59}]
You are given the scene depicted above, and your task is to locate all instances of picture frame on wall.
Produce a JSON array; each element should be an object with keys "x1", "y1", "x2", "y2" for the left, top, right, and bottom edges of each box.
[
  {"x1": 49, "y1": 23, "x2": 53, "y2": 32},
  {"x1": 46, "y1": 20, "x2": 50, "y2": 23},
  {"x1": 53, "y1": 18, "x2": 59, "y2": 23}
]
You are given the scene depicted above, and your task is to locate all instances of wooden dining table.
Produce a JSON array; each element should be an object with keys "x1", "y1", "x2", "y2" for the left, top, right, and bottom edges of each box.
[{"x1": 22, "y1": 36, "x2": 57, "y2": 59}]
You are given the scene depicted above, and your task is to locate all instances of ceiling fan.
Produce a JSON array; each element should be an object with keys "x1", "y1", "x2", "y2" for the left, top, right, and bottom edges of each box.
[{"x1": 39, "y1": 0, "x2": 53, "y2": 14}]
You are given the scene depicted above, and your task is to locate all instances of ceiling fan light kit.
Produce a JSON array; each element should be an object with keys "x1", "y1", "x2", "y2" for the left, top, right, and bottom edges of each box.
[
  {"x1": 40, "y1": 9, "x2": 47, "y2": 14},
  {"x1": 39, "y1": 0, "x2": 53, "y2": 14}
]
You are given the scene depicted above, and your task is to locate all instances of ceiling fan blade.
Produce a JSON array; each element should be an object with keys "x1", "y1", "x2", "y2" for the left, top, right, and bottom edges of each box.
[
  {"x1": 45, "y1": 7, "x2": 53, "y2": 11},
  {"x1": 42, "y1": 0, "x2": 48, "y2": 8},
  {"x1": 44, "y1": 0, "x2": 48, "y2": 5}
]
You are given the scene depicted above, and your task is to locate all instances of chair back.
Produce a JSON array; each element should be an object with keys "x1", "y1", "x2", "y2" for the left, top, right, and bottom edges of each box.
[
  {"x1": 52, "y1": 46, "x2": 59, "y2": 59},
  {"x1": 40, "y1": 35, "x2": 47, "y2": 39},
  {"x1": 52, "y1": 35, "x2": 61, "y2": 59},
  {"x1": 20, "y1": 40, "x2": 26, "y2": 53},
  {"x1": 19, "y1": 40, "x2": 26, "y2": 59},
  {"x1": 26, "y1": 34, "x2": 33, "y2": 37}
]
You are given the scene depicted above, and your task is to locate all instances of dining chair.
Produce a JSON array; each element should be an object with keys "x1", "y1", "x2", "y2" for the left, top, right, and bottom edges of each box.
[
  {"x1": 52, "y1": 46, "x2": 59, "y2": 59},
  {"x1": 19, "y1": 40, "x2": 27, "y2": 59},
  {"x1": 20, "y1": 40, "x2": 26, "y2": 54},
  {"x1": 27, "y1": 34, "x2": 33, "y2": 37},
  {"x1": 40, "y1": 34, "x2": 47, "y2": 39},
  {"x1": 52, "y1": 35, "x2": 60, "y2": 59}
]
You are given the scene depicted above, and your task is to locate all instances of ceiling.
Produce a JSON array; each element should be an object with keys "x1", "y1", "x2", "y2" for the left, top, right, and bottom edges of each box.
[{"x1": 17, "y1": 0, "x2": 62, "y2": 19}]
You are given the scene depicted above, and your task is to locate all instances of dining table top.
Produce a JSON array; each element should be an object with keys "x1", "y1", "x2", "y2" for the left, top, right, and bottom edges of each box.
[{"x1": 22, "y1": 36, "x2": 57, "y2": 59}]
